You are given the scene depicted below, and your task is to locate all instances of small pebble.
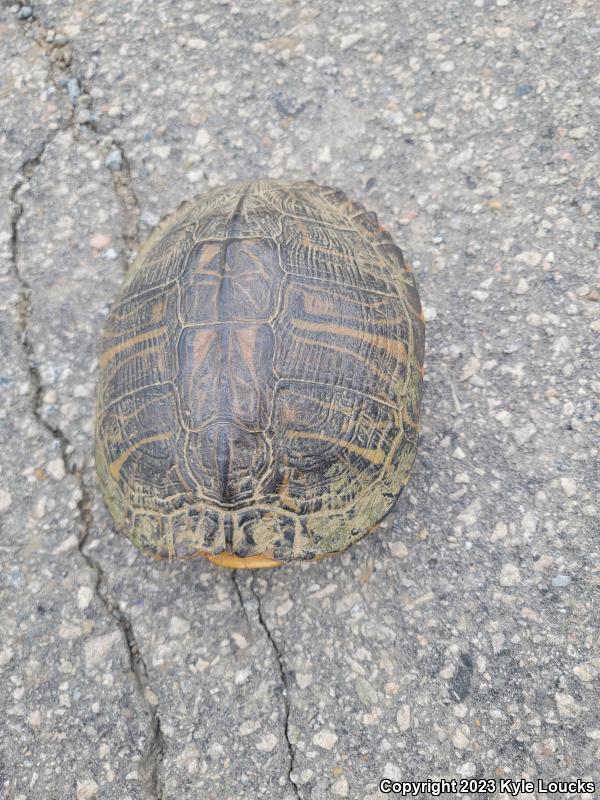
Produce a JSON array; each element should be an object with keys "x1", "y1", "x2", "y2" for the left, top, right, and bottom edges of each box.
[
  {"x1": 552, "y1": 574, "x2": 571, "y2": 588},
  {"x1": 515, "y1": 251, "x2": 542, "y2": 267},
  {"x1": 77, "y1": 586, "x2": 93, "y2": 610},
  {"x1": 396, "y1": 704, "x2": 411, "y2": 731},
  {"x1": 453, "y1": 726, "x2": 470, "y2": 748},
  {"x1": 515, "y1": 278, "x2": 529, "y2": 294},
  {"x1": 90, "y1": 233, "x2": 112, "y2": 250},
  {"x1": 169, "y1": 616, "x2": 191, "y2": 636},
  {"x1": 76, "y1": 780, "x2": 99, "y2": 800},
  {"x1": 340, "y1": 33, "x2": 363, "y2": 50},
  {"x1": 313, "y1": 730, "x2": 338, "y2": 750},
  {"x1": 0, "y1": 489, "x2": 12, "y2": 512},
  {"x1": 317, "y1": 145, "x2": 332, "y2": 164},
  {"x1": 332, "y1": 775, "x2": 349, "y2": 797},
  {"x1": 104, "y1": 149, "x2": 122, "y2": 170},
  {"x1": 195, "y1": 129, "x2": 211, "y2": 147},
  {"x1": 17, "y1": 5, "x2": 33, "y2": 19},
  {"x1": 66, "y1": 78, "x2": 80, "y2": 105},
  {"x1": 428, "y1": 116, "x2": 445, "y2": 129},
  {"x1": 569, "y1": 126, "x2": 588, "y2": 140},
  {"x1": 512, "y1": 423, "x2": 536, "y2": 446},
  {"x1": 560, "y1": 477, "x2": 577, "y2": 497},
  {"x1": 46, "y1": 458, "x2": 66, "y2": 480},
  {"x1": 186, "y1": 37, "x2": 206, "y2": 50},
  {"x1": 500, "y1": 563, "x2": 521, "y2": 586},
  {"x1": 296, "y1": 672, "x2": 312, "y2": 689},
  {"x1": 235, "y1": 667, "x2": 251, "y2": 685},
  {"x1": 422, "y1": 305, "x2": 437, "y2": 321},
  {"x1": 214, "y1": 80, "x2": 232, "y2": 96},
  {"x1": 256, "y1": 733, "x2": 278, "y2": 752},
  {"x1": 28, "y1": 709, "x2": 42, "y2": 728}
]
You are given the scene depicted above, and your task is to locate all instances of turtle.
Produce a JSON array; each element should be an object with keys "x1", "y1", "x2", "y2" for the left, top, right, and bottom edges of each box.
[{"x1": 95, "y1": 179, "x2": 425, "y2": 568}]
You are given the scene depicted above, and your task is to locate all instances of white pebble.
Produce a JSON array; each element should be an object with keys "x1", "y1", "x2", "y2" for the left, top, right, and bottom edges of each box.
[
  {"x1": 332, "y1": 775, "x2": 349, "y2": 797},
  {"x1": 256, "y1": 733, "x2": 278, "y2": 752},
  {"x1": 512, "y1": 423, "x2": 536, "y2": 446},
  {"x1": 235, "y1": 667, "x2": 252, "y2": 685},
  {"x1": 0, "y1": 489, "x2": 12, "y2": 512},
  {"x1": 214, "y1": 80, "x2": 232, "y2": 96},
  {"x1": 453, "y1": 726, "x2": 470, "y2": 748},
  {"x1": 195, "y1": 129, "x2": 211, "y2": 147},
  {"x1": 560, "y1": 477, "x2": 577, "y2": 497},
  {"x1": 187, "y1": 38, "x2": 207, "y2": 50},
  {"x1": 296, "y1": 672, "x2": 313, "y2": 689},
  {"x1": 422, "y1": 305, "x2": 437, "y2": 322},
  {"x1": 28, "y1": 709, "x2": 42, "y2": 728},
  {"x1": 521, "y1": 511, "x2": 538, "y2": 536},
  {"x1": 428, "y1": 116, "x2": 445, "y2": 129},
  {"x1": 76, "y1": 780, "x2": 99, "y2": 800},
  {"x1": 77, "y1": 586, "x2": 93, "y2": 610},
  {"x1": 491, "y1": 521, "x2": 508, "y2": 541},
  {"x1": 340, "y1": 33, "x2": 363, "y2": 50},
  {"x1": 318, "y1": 145, "x2": 332, "y2": 163},
  {"x1": 239, "y1": 720, "x2": 260, "y2": 736},
  {"x1": 47, "y1": 458, "x2": 66, "y2": 480},
  {"x1": 569, "y1": 126, "x2": 588, "y2": 140},
  {"x1": 499, "y1": 563, "x2": 521, "y2": 586},
  {"x1": 515, "y1": 278, "x2": 529, "y2": 294},
  {"x1": 313, "y1": 730, "x2": 338, "y2": 750},
  {"x1": 169, "y1": 616, "x2": 191, "y2": 636},
  {"x1": 515, "y1": 251, "x2": 542, "y2": 267},
  {"x1": 396, "y1": 704, "x2": 411, "y2": 731},
  {"x1": 527, "y1": 312, "x2": 543, "y2": 327}
]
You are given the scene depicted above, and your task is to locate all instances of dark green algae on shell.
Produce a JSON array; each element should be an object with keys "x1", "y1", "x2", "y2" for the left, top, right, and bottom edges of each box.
[{"x1": 95, "y1": 179, "x2": 425, "y2": 566}]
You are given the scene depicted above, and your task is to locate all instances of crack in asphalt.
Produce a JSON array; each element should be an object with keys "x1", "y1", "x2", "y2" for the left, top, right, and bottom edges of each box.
[
  {"x1": 9, "y1": 8, "x2": 164, "y2": 798},
  {"x1": 108, "y1": 142, "x2": 142, "y2": 269},
  {"x1": 231, "y1": 573, "x2": 302, "y2": 800},
  {"x1": 9, "y1": 144, "x2": 165, "y2": 800},
  {"x1": 14, "y1": 3, "x2": 141, "y2": 269},
  {"x1": 230, "y1": 570, "x2": 250, "y2": 626}
]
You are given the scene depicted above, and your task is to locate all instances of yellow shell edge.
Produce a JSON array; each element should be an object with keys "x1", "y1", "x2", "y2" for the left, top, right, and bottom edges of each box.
[{"x1": 203, "y1": 551, "x2": 283, "y2": 569}]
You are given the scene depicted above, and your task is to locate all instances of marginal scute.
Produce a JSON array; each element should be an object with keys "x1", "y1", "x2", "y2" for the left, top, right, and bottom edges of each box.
[{"x1": 95, "y1": 179, "x2": 425, "y2": 565}]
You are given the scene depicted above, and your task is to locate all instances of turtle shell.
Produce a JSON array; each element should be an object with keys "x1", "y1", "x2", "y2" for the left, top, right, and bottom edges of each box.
[{"x1": 95, "y1": 179, "x2": 425, "y2": 567}]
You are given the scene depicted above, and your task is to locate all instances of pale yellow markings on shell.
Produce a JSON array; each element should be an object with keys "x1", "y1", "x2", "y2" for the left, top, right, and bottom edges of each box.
[
  {"x1": 292, "y1": 319, "x2": 407, "y2": 360},
  {"x1": 194, "y1": 242, "x2": 222, "y2": 272},
  {"x1": 287, "y1": 430, "x2": 386, "y2": 465},
  {"x1": 283, "y1": 271, "x2": 400, "y2": 300},
  {"x1": 291, "y1": 334, "x2": 395, "y2": 385},
  {"x1": 108, "y1": 432, "x2": 171, "y2": 480},
  {"x1": 100, "y1": 345, "x2": 164, "y2": 393},
  {"x1": 99, "y1": 326, "x2": 168, "y2": 368}
]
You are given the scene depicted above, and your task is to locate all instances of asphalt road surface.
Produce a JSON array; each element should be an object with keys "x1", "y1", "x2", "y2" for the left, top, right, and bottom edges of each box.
[{"x1": 1, "y1": 1, "x2": 598, "y2": 798}]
